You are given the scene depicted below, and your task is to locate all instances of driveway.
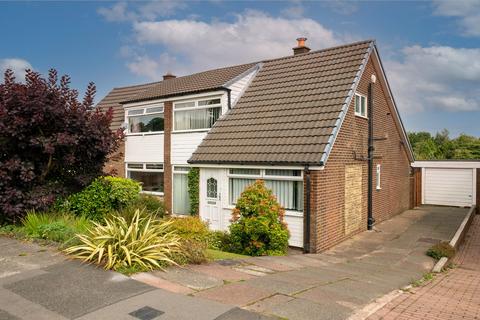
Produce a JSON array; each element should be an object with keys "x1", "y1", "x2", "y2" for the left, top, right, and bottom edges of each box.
[
  {"x1": 368, "y1": 213, "x2": 480, "y2": 320},
  {"x1": 0, "y1": 206, "x2": 469, "y2": 320}
]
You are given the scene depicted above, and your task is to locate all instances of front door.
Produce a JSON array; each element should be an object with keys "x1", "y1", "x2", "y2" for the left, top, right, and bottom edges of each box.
[{"x1": 201, "y1": 169, "x2": 223, "y2": 230}]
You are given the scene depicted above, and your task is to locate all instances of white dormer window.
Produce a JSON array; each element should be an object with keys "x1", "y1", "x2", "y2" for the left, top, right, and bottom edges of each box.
[
  {"x1": 354, "y1": 93, "x2": 367, "y2": 118},
  {"x1": 173, "y1": 97, "x2": 221, "y2": 131}
]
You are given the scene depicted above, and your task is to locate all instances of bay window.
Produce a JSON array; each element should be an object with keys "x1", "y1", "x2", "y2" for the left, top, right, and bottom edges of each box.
[
  {"x1": 127, "y1": 105, "x2": 164, "y2": 134},
  {"x1": 228, "y1": 169, "x2": 303, "y2": 211},
  {"x1": 127, "y1": 163, "x2": 164, "y2": 194},
  {"x1": 174, "y1": 97, "x2": 221, "y2": 131}
]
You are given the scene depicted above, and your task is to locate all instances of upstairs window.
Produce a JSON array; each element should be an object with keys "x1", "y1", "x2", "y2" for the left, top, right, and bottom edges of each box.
[
  {"x1": 354, "y1": 93, "x2": 367, "y2": 118},
  {"x1": 127, "y1": 105, "x2": 164, "y2": 134},
  {"x1": 174, "y1": 97, "x2": 222, "y2": 131}
]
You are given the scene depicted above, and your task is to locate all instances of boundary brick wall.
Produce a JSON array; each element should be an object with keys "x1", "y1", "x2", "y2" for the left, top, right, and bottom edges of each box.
[{"x1": 309, "y1": 57, "x2": 411, "y2": 252}]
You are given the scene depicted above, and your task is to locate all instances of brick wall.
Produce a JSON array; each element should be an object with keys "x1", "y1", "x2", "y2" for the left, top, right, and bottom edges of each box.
[
  {"x1": 164, "y1": 101, "x2": 173, "y2": 214},
  {"x1": 310, "y1": 57, "x2": 411, "y2": 252},
  {"x1": 104, "y1": 140, "x2": 125, "y2": 177}
]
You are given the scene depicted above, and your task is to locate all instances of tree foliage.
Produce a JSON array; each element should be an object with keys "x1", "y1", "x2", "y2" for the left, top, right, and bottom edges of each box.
[
  {"x1": 0, "y1": 69, "x2": 122, "y2": 222},
  {"x1": 409, "y1": 129, "x2": 480, "y2": 160}
]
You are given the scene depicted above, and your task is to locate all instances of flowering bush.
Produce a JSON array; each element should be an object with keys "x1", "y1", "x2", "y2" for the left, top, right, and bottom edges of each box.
[
  {"x1": 228, "y1": 180, "x2": 289, "y2": 256},
  {"x1": 0, "y1": 69, "x2": 122, "y2": 223}
]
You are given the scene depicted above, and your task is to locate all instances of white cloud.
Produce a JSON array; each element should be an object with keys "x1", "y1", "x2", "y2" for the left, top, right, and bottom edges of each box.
[
  {"x1": 131, "y1": 10, "x2": 341, "y2": 79},
  {"x1": 0, "y1": 58, "x2": 32, "y2": 81},
  {"x1": 98, "y1": 1, "x2": 185, "y2": 22},
  {"x1": 432, "y1": 0, "x2": 480, "y2": 36},
  {"x1": 385, "y1": 45, "x2": 480, "y2": 114}
]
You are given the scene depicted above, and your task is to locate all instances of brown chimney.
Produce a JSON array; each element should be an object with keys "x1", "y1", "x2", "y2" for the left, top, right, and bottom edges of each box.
[
  {"x1": 163, "y1": 72, "x2": 176, "y2": 80},
  {"x1": 293, "y1": 37, "x2": 311, "y2": 55}
]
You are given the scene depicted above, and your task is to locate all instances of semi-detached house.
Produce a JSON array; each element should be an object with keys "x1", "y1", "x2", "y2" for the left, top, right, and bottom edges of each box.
[{"x1": 98, "y1": 39, "x2": 414, "y2": 253}]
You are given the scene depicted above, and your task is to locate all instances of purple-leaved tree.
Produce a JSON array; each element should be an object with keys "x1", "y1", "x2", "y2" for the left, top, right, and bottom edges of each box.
[{"x1": 0, "y1": 69, "x2": 122, "y2": 222}]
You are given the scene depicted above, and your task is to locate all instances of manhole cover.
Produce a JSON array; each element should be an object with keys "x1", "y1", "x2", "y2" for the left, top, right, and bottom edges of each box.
[{"x1": 129, "y1": 306, "x2": 164, "y2": 320}]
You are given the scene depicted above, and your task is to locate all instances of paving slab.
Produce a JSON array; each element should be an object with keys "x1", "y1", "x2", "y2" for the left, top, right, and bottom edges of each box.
[
  {"x1": 156, "y1": 267, "x2": 224, "y2": 290},
  {"x1": 78, "y1": 288, "x2": 233, "y2": 320},
  {"x1": 243, "y1": 275, "x2": 313, "y2": 295},
  {"x1": 4, "y1": 260, "x2": 153, "y2": 319},
  {"x1": 194, "y1": 283, "x2": 275, "y2": 306},
  {"x1": 213, "y1": 307, "x2": 276, "y2": 320},
  {"x1": 246, "y1": 294, "x2": 295, "y2": 314},
  {"x1": 188, "y1": 263, "x2": 254, "y2": 282},
  {"x1": 269, "y1": 297, "x2": 351, "y2": 320},
  {"x1": 131, "y1": 272, "x2": 195, "y2": 294}
]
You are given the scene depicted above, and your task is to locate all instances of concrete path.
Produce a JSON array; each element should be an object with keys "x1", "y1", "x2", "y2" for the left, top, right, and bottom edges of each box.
[
  {"x1": 367, "y1": 213, "x2": 480, "y2": 320},
  {"x1": 0, "y1": 206, "x2": 468, "y2": 320},
  {"x1": 134, "y1": 206, "x2": 468, "y2": 320},
  {"x1": 0, "y1": 237, "x2": 270, "y2": 320}
]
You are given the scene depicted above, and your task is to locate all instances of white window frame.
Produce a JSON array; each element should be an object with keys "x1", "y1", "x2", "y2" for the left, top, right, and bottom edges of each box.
[
  {"x1": 126, "y1": 162, "x2": 164, "y2": 195},
  {"x1": 354, "y1": 93, "x2": 368, "y2": 118},
  {"x1": 376, "y1": 164, "x2": 381, "y2": 190},
  {"x1": 173, "y1": 96, "x2": 222, "y2": 133},
  {"x1": 227, "y1": 168, "x2": 304, "y2": 211},
  {"x1": 125, "y1": 104, "x2": 165, "y2": 136}
]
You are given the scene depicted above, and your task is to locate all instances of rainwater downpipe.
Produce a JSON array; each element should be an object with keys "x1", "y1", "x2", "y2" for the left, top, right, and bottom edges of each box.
[
  {"x1": 367, "y1": 74, "x2": 377, "y2": 230},
  {"x1": 304, "y1": 164, "x2": 311, "y2": 253}
]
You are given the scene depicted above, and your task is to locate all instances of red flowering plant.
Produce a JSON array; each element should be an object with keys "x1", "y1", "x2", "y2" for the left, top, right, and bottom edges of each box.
[
  {"x1": 0, "y1": 69, "x2": 122, "y2": 223},
  {"x1": 229, "y1": 180, "x2": 289, "y2": 256}
]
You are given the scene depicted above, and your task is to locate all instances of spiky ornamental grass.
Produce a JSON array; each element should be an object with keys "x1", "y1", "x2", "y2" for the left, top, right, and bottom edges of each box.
[{"x1": 65, "y1": 210, "x2": 182, "y2": 271}]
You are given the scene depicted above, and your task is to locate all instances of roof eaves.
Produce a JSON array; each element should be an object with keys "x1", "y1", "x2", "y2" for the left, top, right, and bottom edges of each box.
[
  {"x1": 319, "y1": 40, "x2": 375, "y2": 166},
  {"x1": 222, "y1": 63, "x2": 263, "y2": 87}
]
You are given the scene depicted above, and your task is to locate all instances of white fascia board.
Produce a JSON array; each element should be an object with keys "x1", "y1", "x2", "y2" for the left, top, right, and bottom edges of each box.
[
  {"x1": 412, "y1": 161, "x2": 480, "y2": 169},
  {"x1": 320, "y1": 41, "x2": 375, "y2": 166},
  {"x1": 190, "y1": 163, "x2": 316, "y2": 170}
]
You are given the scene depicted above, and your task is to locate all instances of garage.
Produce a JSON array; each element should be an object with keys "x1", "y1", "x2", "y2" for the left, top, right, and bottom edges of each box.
[{"x1": 412, "y1": 161, "x2": 479, "y2": 208}]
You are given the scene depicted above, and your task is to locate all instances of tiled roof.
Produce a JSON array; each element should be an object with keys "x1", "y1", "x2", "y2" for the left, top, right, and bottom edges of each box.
[
  {"x1": 189, "y1": 40, "x2": 374, "y2": 165},
  {"x1": 96, "y1": 82, "x2": 157, "y2": 131},
  {"x1": 125, "y1": 63, "x2": 256, "y2": 103}
]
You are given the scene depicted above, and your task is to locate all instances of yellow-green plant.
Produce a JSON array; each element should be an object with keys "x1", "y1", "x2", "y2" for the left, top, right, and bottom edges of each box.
[{"x1": 65, "y1": 210, "x2": 182, "y2": 271}]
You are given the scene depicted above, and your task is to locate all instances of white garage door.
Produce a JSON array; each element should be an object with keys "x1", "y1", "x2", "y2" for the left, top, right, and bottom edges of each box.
[{"x1": 424, "y1": 168, "x2": 474, "y2": 207}]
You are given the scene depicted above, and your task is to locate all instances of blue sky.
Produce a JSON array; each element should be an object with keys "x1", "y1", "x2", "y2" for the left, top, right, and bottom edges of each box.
[{"x1": 0, "y1": 0, "x2": 479, "y2": 136}]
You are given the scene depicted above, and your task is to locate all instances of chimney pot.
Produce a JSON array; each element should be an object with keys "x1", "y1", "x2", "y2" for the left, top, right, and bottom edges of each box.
[
  {"x1": 293, "y1": 37, "x2": 310, "y2": 55},
  {"x1": 163, "y1": 72, "x2": 176, "y2": 80}
]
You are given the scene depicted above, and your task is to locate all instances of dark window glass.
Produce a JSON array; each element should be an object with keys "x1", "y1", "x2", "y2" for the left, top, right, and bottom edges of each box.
[
  {"x1": 129, "y1": 171, "x2": 164, "y2": 193},
  {"x1": 129, "y1": 114, "x2": 165, "y2": 133}
]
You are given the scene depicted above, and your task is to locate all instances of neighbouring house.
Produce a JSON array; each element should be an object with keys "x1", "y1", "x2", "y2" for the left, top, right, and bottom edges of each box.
[{"x1": 98, "y1": 39, "x2": 414, "y2": 253}]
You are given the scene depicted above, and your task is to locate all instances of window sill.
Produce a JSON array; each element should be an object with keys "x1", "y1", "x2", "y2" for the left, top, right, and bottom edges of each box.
[
  {"x1": 140, "y1": 191, "x2": 164, "y2": 196},
  {"x1": 172, "y1": 129, "x2": 210, "y2": 134},
  {"x1": 354, "y1": 113, "x2": 368, "y2": 119},
  {"x1": 126, "y1": 132, "x2": 164, "y2": 137}
]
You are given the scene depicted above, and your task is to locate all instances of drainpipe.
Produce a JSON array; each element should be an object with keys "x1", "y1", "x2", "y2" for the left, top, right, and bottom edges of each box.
[
  {"x1": 303, "y1": 164, "x2": 311, "y2": 253},
  {"x1": 367, "y1": 75, "x2": 376, "y2": 230}
]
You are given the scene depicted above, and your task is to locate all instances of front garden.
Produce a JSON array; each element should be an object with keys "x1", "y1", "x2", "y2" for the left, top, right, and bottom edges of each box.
[{"x1": 0, "y1": 68, "x2": 290, "y2": 275}]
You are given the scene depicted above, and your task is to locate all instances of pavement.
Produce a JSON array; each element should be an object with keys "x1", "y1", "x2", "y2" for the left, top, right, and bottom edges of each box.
[
  {"x1": 0, "y1": 206, "x2": 469, "y2": 320},
  {"x1": 367, "y1": 213, "x2": 480, "y2": 320}
]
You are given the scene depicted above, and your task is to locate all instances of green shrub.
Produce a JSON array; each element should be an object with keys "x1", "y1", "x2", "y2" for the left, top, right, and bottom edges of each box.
[
  {"x1": 228, "y1": 180, "x2": 289, "y2": 256},
  {"x1": 427, "y1": 241, "x2": 456, "y2": 260},
  {"x1": 21, "y1": 210, "x2": 91, "y2": 245},
  {"x1": 61, "y1": 176, "x2": 141, "y2": 220},
  {"x1": 131, "y1": 194, "x2": 166, "y2": 217},
  {"x1": 207, "y1": 230, "x2": 231, "y2": 250},
  {"x1": 187, "y1": 168, "x2": 200, "y2": 215},
  {"x1": 167, "y1": 217, "x2": 210, "y2": 264},
  {"x1": 65, "y1": 209, "x2": 182, "y2": 271}
]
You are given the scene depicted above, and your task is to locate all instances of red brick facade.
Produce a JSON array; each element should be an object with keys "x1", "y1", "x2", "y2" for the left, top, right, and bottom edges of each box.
[
  {"x1": 104, "y1": 140, "x2": 125, "y2": 178},
  {"x1": 307, "y1": 56, "x2": 412, "y2": 252}
]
